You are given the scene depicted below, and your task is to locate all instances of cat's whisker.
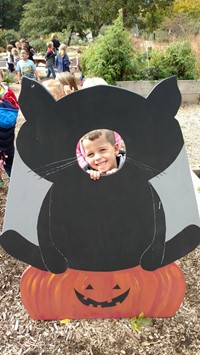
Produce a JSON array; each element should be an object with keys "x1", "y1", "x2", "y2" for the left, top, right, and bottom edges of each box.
[
  {"x1": 42, "y1": 160, "x2": 77, "y2": 178},
  {"x1": 126, "y1": 157, "x2": 164, "y2": 175},
  {"x1": 42, "y1": 159, "x2": 77, "y2": 174},
  {"x1": 31, "y1": 156, "x2": 77, "y2": 173},
  {"x1": 32, "y1": 158, "x2": 77, "y2": 176}
]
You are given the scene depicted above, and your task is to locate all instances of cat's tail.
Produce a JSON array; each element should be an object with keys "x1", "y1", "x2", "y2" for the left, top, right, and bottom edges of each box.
[{"x1": 161, "y1": 225, "x2": 200, "y2": 266}]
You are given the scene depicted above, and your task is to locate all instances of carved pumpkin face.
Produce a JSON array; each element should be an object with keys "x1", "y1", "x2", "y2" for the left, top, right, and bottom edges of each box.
[{"x1": 20, "y1": 263, "x2": 186, "y2": 320}]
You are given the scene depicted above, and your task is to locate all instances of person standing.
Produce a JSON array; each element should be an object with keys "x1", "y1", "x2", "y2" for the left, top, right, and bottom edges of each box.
[
  {"x1": 45, "y1": 42, "x2": 56, "y2": 79},
  {"x1": 55, "y1": 44, "x2": 70, "y2": 73},
  {"x1": 16, "y1": 49, "x2": 40, "y2": 83},
  {"x1": 51, "y1": 33, "x2": 60, "y2": 54},
  {"x1": 11, "y1": 48, "x2": 20, "y2": 69},
  {"x1": 6, "y1": 44, "x2": 15, "y2": 73},
  {"x1": 0, "y1": 70, "x2": 19, "y2": 183},
  {"x1": 20, "y1": 38, "x2": 35, "y2": 62}
]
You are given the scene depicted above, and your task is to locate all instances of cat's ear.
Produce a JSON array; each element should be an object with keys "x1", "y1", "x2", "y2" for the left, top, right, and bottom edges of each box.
[
  {"x1": 18, "y1": 77, "x2": 57, "y2": 121},
  {"x1": 147, "y1": 76, "x2": 181, "y2": 118}
]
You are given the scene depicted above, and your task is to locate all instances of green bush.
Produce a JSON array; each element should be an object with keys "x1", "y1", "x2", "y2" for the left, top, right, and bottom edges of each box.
[
  {"x1": 82, "y1": 11, "x2": 135, "y2": 84},
  {"x1": 2, "y1": 71, "x2": 16, "y2": 84},
  {"x1": 30, "y1": 38, "x2": 47, "y2": 55},
  {"x1": 0, "y1": 29, "x2": 19, "y2": 50},
  {"x1": 4, "y1": 30, "x2": 19, "y2": 44},
  {"x1": 165, "y1": 41, "x2": 198, "y2": 79},
  {"x1": 82, "y1": 12, "x2": 198, "y2": 83},
  {"x1": 132, "y1": 41, "x2": 198, "y2": 80}
]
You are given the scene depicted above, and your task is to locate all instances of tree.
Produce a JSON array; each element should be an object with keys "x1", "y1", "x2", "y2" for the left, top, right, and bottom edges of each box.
[
  {"x1": 139, "y1": 0, "x2": 175, "y2": 32},
  {"x1": 0, "y1": 0, "x2": 29, "y2": 30},
  {"x1": 80, "y1": 0, "x2": 120, "y2": 37},
  {"x1": 173, "y1": 0, "x2": 200, "y2": 18},
  {"x1": 20, "y1": 0, "x2": 85, "y2": 39},
  {"x1": 19, "y1": 0, "x2": 176, "y2": 40}
]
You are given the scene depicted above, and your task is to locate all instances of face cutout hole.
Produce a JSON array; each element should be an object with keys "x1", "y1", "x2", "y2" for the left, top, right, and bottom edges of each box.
[
  {"x1": 76, "y1": 129, "x2": 126, "y2": 179},
  {"x1": 86, "y1": 284, "x2": 93, "y2": 290}
]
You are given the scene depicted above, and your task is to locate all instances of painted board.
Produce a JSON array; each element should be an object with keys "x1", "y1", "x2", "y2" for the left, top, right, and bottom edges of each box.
[{"x1": 1, "y1": 77, "x2": 199, "y2": 319}]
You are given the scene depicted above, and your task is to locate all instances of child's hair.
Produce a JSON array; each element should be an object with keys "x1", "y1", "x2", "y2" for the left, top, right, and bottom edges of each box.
[
  {"x1": 43, "y1": 79, "x2": 65, "y2": 100},
  {"x1": 7, "y1": 44, "x2": 13, "y2": 52},
  {"x1": 52, "y1": 33, "x2": 58, "y2": 39},
  {"x1": 81, "y1": 129, "x2": 116, "y2": 147},
  {"x1": 59, "y1": 43, "x2": 67, "y2": 58},
  {"x1": 57, "y1": 72, "x2": 78, "y2": 91},
  {"x1": 11, "y1": 48, "x2": 19, "y2": 56},
  {"x1": 82, "y1": 77, "x2": 108, "y2": 88},
  {"x1": 47, "y1": 41, "x2": 53, "y2": 49}
]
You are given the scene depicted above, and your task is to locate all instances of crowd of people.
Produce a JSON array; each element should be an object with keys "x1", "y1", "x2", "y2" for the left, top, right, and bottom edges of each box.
[
  {"x1": 5, "y1": 34, "x2": 83, "y2": 85},
  {"x1": 0, "y1": 35, "x2": 125, "y2": 185}
]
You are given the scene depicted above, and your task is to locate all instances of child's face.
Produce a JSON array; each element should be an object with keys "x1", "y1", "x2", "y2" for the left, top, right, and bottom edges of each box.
[
  {"x1": 82, "y1": 134, "x2": 119, "y2": 174},
  {"x1": 20, "y1": 50, "x2": 29, "y2": 60}
]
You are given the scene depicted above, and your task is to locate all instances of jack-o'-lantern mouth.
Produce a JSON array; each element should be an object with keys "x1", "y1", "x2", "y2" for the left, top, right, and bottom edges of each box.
[{"x1": 74, "y1": 288, "x2": 130, "y2": 307}]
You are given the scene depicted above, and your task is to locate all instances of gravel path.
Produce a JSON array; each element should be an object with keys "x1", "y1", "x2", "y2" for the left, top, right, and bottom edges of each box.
[{"x1": 176, "y1": 104, "x2": 200, "y2": 167}]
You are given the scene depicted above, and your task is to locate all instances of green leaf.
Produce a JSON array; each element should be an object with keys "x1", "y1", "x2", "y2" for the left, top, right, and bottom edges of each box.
[{"x1": 130, "y1": 313, "x2": 151, "y2": 332}]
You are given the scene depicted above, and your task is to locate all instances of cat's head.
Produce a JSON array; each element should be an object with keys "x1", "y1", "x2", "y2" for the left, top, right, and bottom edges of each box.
[{"x1": 17, "y1": 76, "x2": 183, "y2": 181}]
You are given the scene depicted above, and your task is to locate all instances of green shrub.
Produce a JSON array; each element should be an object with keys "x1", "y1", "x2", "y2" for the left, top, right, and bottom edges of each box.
[
  {"x1": 165, "y1": 41, "x2": 198, "y2": 79},
  {"x1": 82, "y1": 11, "x2": 135, "y2": 84},
  {"x1": 0, "y1": 29, "x2": 19, "y2": 49},
  {"x1": 30, "y1": 38, "x2": 47, "y2": 55},
  {"x1": 132, "y1": 41, "x2": 198, "y2": 80},
  {"x1": 2, "y1": 71, "x2": 16, "y2": 84},
  {"x1": 4, "y1": 30, "x2": 19, "y2": 44}
]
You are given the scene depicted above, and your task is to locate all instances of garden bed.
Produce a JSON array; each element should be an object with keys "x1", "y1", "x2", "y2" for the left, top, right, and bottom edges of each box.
[{"x1": 117, "y1": 80, "x2": 200, "y2": 104}]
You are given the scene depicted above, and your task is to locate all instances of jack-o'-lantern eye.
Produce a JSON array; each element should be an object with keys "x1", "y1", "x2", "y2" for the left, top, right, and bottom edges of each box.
[
  {"x1": 86, "y1": 284, "x2": 93, "y2": 290},
  {"x1": 113, "y1": 284, "x2": 120, "y2": 289}
]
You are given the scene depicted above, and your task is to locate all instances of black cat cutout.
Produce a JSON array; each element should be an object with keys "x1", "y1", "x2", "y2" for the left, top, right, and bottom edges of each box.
[{"x1": 1, "y1": 77, "x2": 200, "y2": 274}]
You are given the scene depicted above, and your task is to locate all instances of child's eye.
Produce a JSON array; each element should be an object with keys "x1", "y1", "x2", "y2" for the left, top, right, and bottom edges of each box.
[
  {"x1": 100, "y1": 149, "x2": 106, "y2": 152},
  {"x1": 87, "y1": 153, "x2": 94, "y2": 158}
]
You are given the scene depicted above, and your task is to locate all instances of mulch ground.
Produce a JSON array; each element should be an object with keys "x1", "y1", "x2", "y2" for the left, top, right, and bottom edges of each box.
[{"x1": 0, "y1": 83, "x2": 199, "y2": 355}]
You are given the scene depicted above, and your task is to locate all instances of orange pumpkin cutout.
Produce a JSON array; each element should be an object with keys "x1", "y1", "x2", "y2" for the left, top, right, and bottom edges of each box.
[{"x1": 20, "y1": 263, "x2": 186, "y2": 320}]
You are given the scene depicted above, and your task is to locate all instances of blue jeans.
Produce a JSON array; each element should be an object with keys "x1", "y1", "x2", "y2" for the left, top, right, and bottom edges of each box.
[{"x1": 46, "y1": 66, "x2": 56, "y2": 79}]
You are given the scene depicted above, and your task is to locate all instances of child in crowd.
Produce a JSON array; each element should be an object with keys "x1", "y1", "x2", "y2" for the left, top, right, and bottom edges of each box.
[
  {"x1": 45, "y1": 42, "x2": 56, "y2": 79},
  {"x1": 15, "y1": 41, "x2": 21, "y2": 51},
  {"x1": 6, "y1": 44, "x2": 15, "y2": 72},
  {"x1": 82, "y1": 77, "x2": 108, "y2": 88},
  {"x1": 0, "y1": 70, "x2": 19, "y2": 185},
  {"x1": 16, "y1": 49, "x2": 40, "y2": 83},
  {"x1": 55, "y1": 44, "x2": 70, "y2": 73},
  {"x1": 42, "y1": 79, "x2": 65, "y2": 101},
  {"x1": 20, "y1": 38, "x2": 35, "y2": 62},
  {"x1": 57, "y1": 72, "x2": 78, "y2": 94},
  {"x1": 51, "y1": 34, "x2": 60, "y2": 54},
  {"x1": 81, "y1": 129, "x2": 126, "y2": 180},
  {"x1": 11, "y1": 47, "x2": 20, "y2": 69}
]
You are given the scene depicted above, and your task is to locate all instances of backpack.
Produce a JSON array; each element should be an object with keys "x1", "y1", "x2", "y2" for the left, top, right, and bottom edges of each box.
[{"x1": 0, "y1": 100, "x2": 18, "y2": 129}]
